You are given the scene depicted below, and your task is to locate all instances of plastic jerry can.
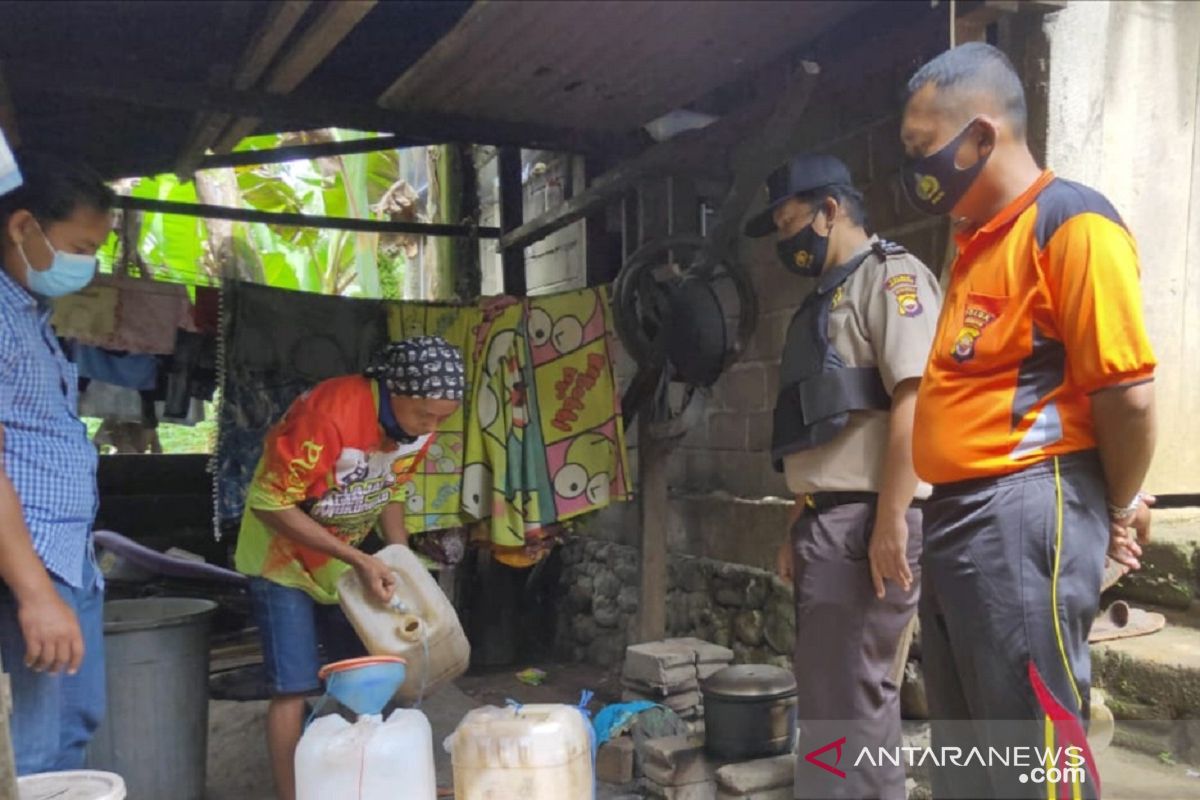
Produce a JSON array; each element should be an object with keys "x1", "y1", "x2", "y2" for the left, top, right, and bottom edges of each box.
[
  {"x1": 446, "y1": 704, "x2": 595, "y2": 800},
  {"x1": 295, "y1": 709, "x2": 435, "y2": 800},
  {"x1": 338, "y1": 544, "x2": 470, "y2": 703}
]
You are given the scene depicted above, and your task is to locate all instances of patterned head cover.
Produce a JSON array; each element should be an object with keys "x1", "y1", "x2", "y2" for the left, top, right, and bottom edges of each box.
[{"x1": 364, "y1": 335, "x2": 466, "y2": 401}]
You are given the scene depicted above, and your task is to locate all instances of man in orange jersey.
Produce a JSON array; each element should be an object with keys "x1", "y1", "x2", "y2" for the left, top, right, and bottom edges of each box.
[
  {"x1": 900, "y1": 43, "x2": 1156, "y2": 799},
  {"x1": 235, "y1": 335, "x2": 463, "y2": 800}
]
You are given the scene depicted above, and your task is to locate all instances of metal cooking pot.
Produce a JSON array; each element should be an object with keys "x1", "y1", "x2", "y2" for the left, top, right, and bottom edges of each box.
[{"x1": 702, "y1": 664, "x2": 798, "y2": 760}]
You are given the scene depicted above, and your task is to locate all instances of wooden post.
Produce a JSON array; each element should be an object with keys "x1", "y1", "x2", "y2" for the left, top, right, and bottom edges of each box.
[
  {"x1": 0, "y1": 652, "x2": 17, "y2": 798},
  {"x1": 635, "y1": 400, "x2": 669, "y2": 643},
  {"x1": 498, "y1": 146, "x2": 526, "y2": 295}
]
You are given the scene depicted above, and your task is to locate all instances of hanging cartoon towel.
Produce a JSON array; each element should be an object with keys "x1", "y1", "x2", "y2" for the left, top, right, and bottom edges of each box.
[
  {"x1": 388, "y1": 288, "x2": 630, "y2": 553},
  {"x1": 216, "y1": 284, "x2": 629, "y2": 544},
  {"x1": 386, "y1": 302, "x2": 474, "y2": 533}
]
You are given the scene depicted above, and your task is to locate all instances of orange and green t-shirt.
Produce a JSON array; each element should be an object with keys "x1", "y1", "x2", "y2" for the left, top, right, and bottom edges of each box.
[
  {"x1": 914, "y1": 171, "x2": 1157, "y2": 486},
  {"x1": 234, "y1": 375, "x2": 431, "y2": 603}
]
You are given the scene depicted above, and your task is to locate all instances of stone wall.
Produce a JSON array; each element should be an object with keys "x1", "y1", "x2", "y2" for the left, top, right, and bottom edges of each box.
[{"x1": 555, "y1": 537, "x2": 795, "y2": 671}]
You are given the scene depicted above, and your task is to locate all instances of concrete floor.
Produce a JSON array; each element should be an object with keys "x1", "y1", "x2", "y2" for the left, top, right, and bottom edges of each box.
[
  {"x1": 206, "y1": 682, "x2": 637, "y2": 800},
  {"x1": 208, "y1": 694, "x2": 1200, "y2": 800},
  {"x1": 1096, "y1": 745, "x2": 1200, "y2": 800},
  {"x1": 207, "y1": 681, "x2": 479, "y2": 800}
]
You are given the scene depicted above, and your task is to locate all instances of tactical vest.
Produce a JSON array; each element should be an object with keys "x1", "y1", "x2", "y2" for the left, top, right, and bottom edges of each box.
[{"x1": 770, "y1": 240, "x2": 907, "y2": 472}]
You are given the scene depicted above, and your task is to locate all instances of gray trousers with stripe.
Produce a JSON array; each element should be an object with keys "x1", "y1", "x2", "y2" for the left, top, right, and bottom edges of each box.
[{"x1": 920, "y1": 452, "x2": 1107, "y2": 799}]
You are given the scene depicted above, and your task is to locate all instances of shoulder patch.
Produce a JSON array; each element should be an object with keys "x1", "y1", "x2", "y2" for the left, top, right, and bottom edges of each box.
[
  {"x1": 884, "y1": 273, "x2": 923, "y2": 317},
  {"x1": 1034, "y1": 178, "x2": 1125, "y2": 250}
]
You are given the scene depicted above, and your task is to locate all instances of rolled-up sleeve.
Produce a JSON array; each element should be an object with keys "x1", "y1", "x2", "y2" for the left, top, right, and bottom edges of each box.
[
  {"x1": 1042, "y1": 214, "x2": 1156, "y2": 393},
  {"x1": 864, "y1": 255, "x2": 943, "y2": 394}
]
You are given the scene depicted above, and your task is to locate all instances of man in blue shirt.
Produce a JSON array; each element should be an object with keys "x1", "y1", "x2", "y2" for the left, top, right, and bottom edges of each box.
[{"x1": 0, "y1": 151, "x2": 114, "y2": 775}]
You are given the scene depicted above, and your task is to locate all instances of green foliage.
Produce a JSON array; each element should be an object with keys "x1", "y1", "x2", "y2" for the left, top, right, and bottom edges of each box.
[{"x1": 117, "y1": 130, "x2": 437, "y2": 298}]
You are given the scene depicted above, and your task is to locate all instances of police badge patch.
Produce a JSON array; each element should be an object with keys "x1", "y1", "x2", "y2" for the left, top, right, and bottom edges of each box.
[{"x1": 884, "y1": 274, "x2": 923, "y2": 317}]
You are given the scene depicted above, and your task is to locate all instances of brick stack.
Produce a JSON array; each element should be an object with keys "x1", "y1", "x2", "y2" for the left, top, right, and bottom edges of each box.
[
  {"x1": 632, "y1": 738, "x2": 798, "y2": 800},
  {"x1": 621, "y1": 638, "x2": 734, "y2": 729},
  {"x1": 714, "y1": 755, "x2": 796, "y2": 799},
  {"x1": 638, "y1": 734, "x2": 720, "y2": 800}
]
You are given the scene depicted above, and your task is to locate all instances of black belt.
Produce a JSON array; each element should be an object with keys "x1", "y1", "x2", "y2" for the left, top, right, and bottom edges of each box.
[{"x1": 803, "y1": 491, "x2": 877, "y2": 513}]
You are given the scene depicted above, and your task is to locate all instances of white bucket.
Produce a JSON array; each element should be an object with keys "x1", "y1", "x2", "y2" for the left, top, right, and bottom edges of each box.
[{"x1": 18, "y1": 770, "x2": 126, "y2": 800}]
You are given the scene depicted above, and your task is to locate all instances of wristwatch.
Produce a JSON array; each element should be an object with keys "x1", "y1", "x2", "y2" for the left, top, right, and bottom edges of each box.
[{"x1": 1108, "y1": 492, "x2": 1143, "y2": 523}]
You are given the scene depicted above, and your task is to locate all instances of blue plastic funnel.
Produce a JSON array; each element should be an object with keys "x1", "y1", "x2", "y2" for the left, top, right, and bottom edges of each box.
[{"x1": 318, "y1": 656, "x2": 407, "y2": 716}]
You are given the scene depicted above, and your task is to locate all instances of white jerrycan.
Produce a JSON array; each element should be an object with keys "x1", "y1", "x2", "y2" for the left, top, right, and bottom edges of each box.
[
  {"x1": 338, "y1": 544, "x2": 470, "y2": 703},
  {"x1": 447, "y1": 704, "x2": 595, "y2": 800},
  {"x1": 295, "y1": 709, "x2": 435, "y2": 800}
]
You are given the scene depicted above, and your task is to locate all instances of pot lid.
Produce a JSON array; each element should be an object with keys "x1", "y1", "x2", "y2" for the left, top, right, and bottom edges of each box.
[{"x1": 701, "y1": 664, "x2": 797, "y2": 700}]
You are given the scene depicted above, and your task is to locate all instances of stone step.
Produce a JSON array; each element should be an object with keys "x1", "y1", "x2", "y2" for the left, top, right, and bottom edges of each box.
[
  {"x1": 1091, "y1": 607, "x2": 1200, "y2": 764},
  {"x1": 1105, "y1": 509, "x2": 1200, "y2": 610},
  {"x1": 901, "y1": 724, "x2": 1198, "y2": 800}
]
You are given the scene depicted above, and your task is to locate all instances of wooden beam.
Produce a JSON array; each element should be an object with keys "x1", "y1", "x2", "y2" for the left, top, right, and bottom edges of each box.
[
  {"x1": 0, "y1": 61, "x2": 19, "y2": 147},
  {"x1": 498, "y1": 146, "x2": 526, "y2": 295},
  {"x1": 176, "y1": 0, "x2": 312, "y2": 176},
  {"x1": 13, "y1": 66, "x2": 628, "y2": 158},
  {"x1": 498, "y1": 63, "x2": 820, "y2": 253},
  {"x1": 197, "y1": 134, "x2": 407, "y2": 170},
  {"x1": 114, "y1": 196, "x2": 501, "y2": 238},
  {"x1": 213, "y1": 0, "x2": 378, "y2": 154}
]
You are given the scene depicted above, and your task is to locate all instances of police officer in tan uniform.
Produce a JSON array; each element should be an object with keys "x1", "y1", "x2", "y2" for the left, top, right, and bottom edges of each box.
[{"x1": 745, "y1": 154, "x2": 941, "y2": 799}]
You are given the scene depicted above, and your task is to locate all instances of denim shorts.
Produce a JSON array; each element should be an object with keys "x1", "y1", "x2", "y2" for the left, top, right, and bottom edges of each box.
[
  {"x1": 0, "y1": 556, "x2": 106, "y2": 776},
  {"x1": 248, "y1": 577, "x2": 367, "y2": 696}
]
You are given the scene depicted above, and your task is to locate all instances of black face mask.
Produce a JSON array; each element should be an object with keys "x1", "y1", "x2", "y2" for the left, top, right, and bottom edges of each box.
[
  {"x1": 901, "y1": 119, "x2": 990, "y2": 216},
  {"x1": 775, "y1": 211, "x2": 829, "y2": 277}
]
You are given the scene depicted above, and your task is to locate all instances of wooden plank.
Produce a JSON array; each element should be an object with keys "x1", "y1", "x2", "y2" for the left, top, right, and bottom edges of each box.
[
  {"x1": 498, "y1": 146, "x2": 526, "y2": 295},
  {"x1": 197, "y1": 134, "x2": 406, "y2": 169},
  {"x1": 635, "y1": 411, "x2": 668, "y2": 643},
  {"x1": 176, "y1": 0, "x2": 312, "y2": 175},
  {"x1": 213, "y1": 0, "x2": 378, "y2": 154},
  {"x1": 377, "y1": 0, "x2": 866, "y2": 133},
  {"x1": 114, "y1": 195, "x2": 502, "y2": 238},
  {"x1": 234, "y1": 1, "x2": 315, "y2": 90},
  {"x1": 14, "y1": 66, "x2": 627, "y2": 158},
  {"x1": 0, "y1": 653, "x2": 16, "y2": 800}
]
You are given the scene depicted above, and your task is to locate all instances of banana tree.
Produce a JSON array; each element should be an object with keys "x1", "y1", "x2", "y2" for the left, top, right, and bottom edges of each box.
[{"x1": 112, "y1": 130, "x2": 463, "y2": 300}]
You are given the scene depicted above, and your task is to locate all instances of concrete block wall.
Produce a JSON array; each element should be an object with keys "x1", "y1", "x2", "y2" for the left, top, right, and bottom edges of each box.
[{"x1": 667, "y1": 57, "x2": 951, "y2": 519}]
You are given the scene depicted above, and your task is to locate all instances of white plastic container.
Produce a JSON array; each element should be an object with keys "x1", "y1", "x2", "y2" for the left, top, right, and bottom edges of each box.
[
  {"x1": 338, "y1": 544, "x2": 470, "y2": 704},
  {"x1": 18, "y1": 770, "x2": 126, "y2": 800},
  {"x1": 295, "y1": 709, "x2": 436, "y2": 800},
  {"x1": 447, "y1": 704, "x2": 595, "y2": 800}
]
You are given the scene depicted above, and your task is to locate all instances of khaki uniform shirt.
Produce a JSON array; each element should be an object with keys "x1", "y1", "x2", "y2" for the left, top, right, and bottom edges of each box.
[{"x1": 783, "y1": 237, "x2": 942, "y2": 496}]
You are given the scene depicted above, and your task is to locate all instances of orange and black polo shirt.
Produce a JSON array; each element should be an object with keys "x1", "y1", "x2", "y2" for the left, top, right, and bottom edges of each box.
[{"x1": 914, "y1": 170, "x2": 1156, "y2": 486}]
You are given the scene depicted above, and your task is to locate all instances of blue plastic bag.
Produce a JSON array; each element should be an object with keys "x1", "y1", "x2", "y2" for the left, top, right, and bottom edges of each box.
[{"x1": 591, "y1": 700, "x2": 659, "y2": 746}]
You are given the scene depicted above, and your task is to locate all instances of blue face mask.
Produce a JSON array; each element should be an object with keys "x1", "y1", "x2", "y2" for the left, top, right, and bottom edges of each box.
[{"x1": 18, "y1": 221, "x2": 97, "y2": 298}]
